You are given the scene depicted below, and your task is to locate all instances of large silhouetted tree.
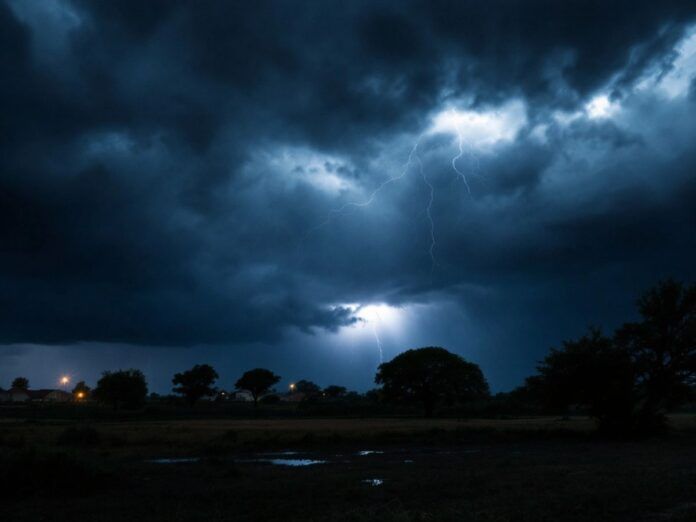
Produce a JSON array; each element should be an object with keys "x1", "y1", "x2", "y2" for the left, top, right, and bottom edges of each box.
[
  {"x1": 235, "y1": 368, "x2": 281, "y2": 406},
  {"x1": 533, "y1": 328, "x2": 636, "y2": 433},
  {"x1": 93, "y1": 369, "x2": 148, "y2": 409},
  {"x1": 530, "y1": 280, "x2": 695, "y2": 434},
  {"x1": 172, "y1": 364, "x2": 219, "y2": 405},
  {"x1": 615, "y1": 279, "x2": 696, "y2": 430},
  {"x1": 375, "y1": 347, "x2": 490, "y2": 417},
  {"x1": 11, "y1": 377, "x2": 29, "y2": 390}
]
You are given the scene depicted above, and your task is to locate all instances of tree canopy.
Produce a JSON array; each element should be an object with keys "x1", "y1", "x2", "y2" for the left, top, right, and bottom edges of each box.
[
  {"x1": 235, "y1": 368, "x2": 281, "y2": 405},
  {"x1": 172, "y1": 364, "x2": 219, "y2": 405},
  {"x1": 530, "y1": 280, "x2": 695, "y2": 434},
  {"x1": 375, "y1": 347, "x2": 490, "y2": 417},
  {"x1": 531, "y1": 328, "x2": 635, "y2": 433},
  {"x1": 616, "y1": 279, "x2": 696, "y2": 429},
  {"x1": 93, "y1": 369, "x2": 148, "y2": 409},
  {"x1": 11, "y1": 377, "x2": 29, "y2": 390}
]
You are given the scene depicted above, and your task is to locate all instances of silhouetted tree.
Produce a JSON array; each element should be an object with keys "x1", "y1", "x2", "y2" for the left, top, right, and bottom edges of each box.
[
  {"x1": 323, "y1": 385, "x2": 347, "y2": 398},
  {"x1": 72, "y1": 381, "x2": 91, "y2": 400},
  {"x1": 375, "y1": 347, "x2": 490, "y2": 417},
  {"x1": 93, "y1": 369, "x2": 148, "y2": 409},
  {"x1": 295, "y1": 379, "x2": 321, "y2": 398},
  {"x1": 533, "y1": 328, "x2": 636, "y2": 433},
  {"x1": 235, "y1": 368, "x2": 281, "y2": 406},
  {"x1": 365, "y1": 388, "x2": 383, "y2": 403},
  {"x1": 615, "y1": 279, "x2": 696, "y2": 431},
  {"x1": 172, "y1": 364, "x2": 219, "y2": 405},
  {"x1": 11, "y1": 377, "x2": 29, "y2": 390}
]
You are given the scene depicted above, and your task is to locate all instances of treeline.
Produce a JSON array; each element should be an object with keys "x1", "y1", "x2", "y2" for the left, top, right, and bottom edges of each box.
[
  {"x1": 4, "y1": 280, "x2": 694, "y2": 434},
  {"x1": 515, "y1": 279, "x2": 696, "y2": 434}
]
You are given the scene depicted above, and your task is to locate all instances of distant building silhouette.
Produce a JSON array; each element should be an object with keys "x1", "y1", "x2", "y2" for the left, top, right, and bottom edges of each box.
[{"x1": 0, "y1": 388, "x2": 72, "y2": 402}]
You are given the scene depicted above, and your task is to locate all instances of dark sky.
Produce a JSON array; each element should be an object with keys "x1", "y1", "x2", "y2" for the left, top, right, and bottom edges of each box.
[{"x1": 2, "y1": 0, "x2": 696, "y2": 394}]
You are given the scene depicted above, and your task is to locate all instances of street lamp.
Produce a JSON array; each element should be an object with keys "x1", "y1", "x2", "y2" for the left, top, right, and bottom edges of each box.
[
  {"x1": 289, "y1": 383, "x2": 296, "y2": 392},
  {"x1": 60, "y1": 375, "x2": 70, "y2": 387}
]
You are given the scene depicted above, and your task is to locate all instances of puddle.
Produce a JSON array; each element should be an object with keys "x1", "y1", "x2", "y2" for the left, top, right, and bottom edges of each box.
[
  {"x1": 262, "y1": 451, "x2": 300, "y2": 456},
  {"x1": 148, "y1": 458, "x2": 200, "y2": 464},
  {"x1": 253, "y1": 458, "x2": 326, "y2": 467},
  {"x1": 362, "y1": 479, "x2": 384, "y2": 486},
  {"x1": 357, "y1": 450, "x2": 384, "y2": 456},
  {"x1": 403, "y1": 459, "x2": 414, "y2": 463}
]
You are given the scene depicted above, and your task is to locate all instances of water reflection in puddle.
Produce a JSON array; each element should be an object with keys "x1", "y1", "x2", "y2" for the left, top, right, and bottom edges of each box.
[
  {"x1": 362, "y1": 479, "x2": 384, "y2": 486},
  {"x1": 256, "y1": 458, "x2": 326, "y2": 467},
  {"x1": 148, "y1": 458, "x2": 200, "y2": 464},
  {"x1": 357, "y1": 450, "x2": 384, "y2": 456}
]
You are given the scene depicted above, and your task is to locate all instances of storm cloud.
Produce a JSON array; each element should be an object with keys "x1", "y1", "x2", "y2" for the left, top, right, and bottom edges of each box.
[{"x1": 1, "y1": 0, "x2": 696, "y2": 390}]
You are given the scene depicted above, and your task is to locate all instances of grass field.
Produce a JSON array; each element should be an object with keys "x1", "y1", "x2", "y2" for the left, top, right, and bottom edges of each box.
[{"x1": 2, "y1": 415, "x2": 696, "y2": 521}]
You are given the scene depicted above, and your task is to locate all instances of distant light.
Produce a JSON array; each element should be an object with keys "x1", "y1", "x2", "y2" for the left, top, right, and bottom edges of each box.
[
  {"x1": 60, "y1": 376, "x2": 70, "y2": 386},
  {"x1": 289, "y1": 383, "x2": 296, "y2": 391},
  {"x1": 76, "y1": 392, "x2": 85, "y2": 399}
]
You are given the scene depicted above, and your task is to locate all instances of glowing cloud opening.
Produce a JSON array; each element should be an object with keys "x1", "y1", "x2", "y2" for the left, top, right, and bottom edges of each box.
[
  {"x1": 427, "y1": 100, "x2": 527, "y2": 149},
  {"x1": 585, "y1": 94, "x2": 620, "y2": 119},
  {"x1": 333, "y1": 303, "x2": 406, "y2": 364}
]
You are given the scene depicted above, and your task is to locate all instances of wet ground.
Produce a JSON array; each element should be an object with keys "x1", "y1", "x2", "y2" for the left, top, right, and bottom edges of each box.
[
  {"x1": 146, "y1": 445, "x2": 480, "y2": 472},
  {"x1": 3, "y1": 417, "x2": 696, "y2": 521}
]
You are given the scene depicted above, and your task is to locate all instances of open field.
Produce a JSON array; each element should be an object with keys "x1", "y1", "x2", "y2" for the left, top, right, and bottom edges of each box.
[
  {"x1": 2, "y1": 415, "x2": 696, "y2": 521},
  {"x1": 0, "y1": 416, "x2": 600, "y2": 451}
]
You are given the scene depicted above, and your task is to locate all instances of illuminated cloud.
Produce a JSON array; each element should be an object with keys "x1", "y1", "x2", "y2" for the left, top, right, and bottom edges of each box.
[
  {"x1": 256, "y1": 147, "x2": 356, "y2": 194},
  {"x1": 585, "y1": 94, "x2": 621, "y2": 119},
  {"x1": 1, "y1": 1, "x2": 696, "y2": 392},
  {"x1": 428, "y1": 100, "x2": 528, "y2": 149},
  {"x1": 636, "y1": 26, "x2": 696, "y2": 98}
]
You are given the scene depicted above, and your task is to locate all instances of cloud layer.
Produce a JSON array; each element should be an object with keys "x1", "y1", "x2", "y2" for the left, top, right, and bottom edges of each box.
[{"x1": 1, "y1": 1, "x2": 696, "y2": 389}]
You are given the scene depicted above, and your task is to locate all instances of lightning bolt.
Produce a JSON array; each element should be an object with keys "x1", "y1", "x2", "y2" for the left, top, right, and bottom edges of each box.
[
  {"x1": 448, "y1": 112, "x2": 485, "y2": 192},
  {"x1": 371, "y1": 309, "x2": 384, "y2": 365},
  {"x1": 307, "y1": 138, "x2": 423, "y2": 236},
  {"x1": 451, "y1": 126, "x2": 471, "y2": 193},
  {"x1": 416, "y1": 154, "x2": 436, "y2": 272},
  {"x1": 307, "y1": 114, "x2": 481, "y2": 271}
]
